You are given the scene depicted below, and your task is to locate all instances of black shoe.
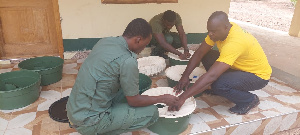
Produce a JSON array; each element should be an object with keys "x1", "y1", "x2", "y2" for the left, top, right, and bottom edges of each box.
[{"x1": 229, "y1": 95, "x2": 260, "y2": 115}]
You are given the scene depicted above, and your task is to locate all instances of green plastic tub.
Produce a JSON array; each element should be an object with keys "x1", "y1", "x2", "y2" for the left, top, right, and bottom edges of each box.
[
  {"x1": 0, "y1": 70, "x2": 41, "y2": 110},
  {"x1": 142, "y1": 87, "x2": 196, "y2": 135},
  {"x1": 139, "y1": 73, "x2": 152, "y2": 94},
  {"x1": 165, "y1": 65, "x2": 206, "y2": 97},
  {"x1": 167, "y1": 49, "x2": 194, "y2": 66},
  {"x1": 148, "y1": 115, "x2": 191, "y2": 135},
  {"x1": 18, "y1": 56, "x2": 64, "y2": 86}
]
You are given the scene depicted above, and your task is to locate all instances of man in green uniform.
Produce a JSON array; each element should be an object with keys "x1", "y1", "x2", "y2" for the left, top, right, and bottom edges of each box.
[
  {"x1": 173, "y1": 11, "x2": 272, "y2": 115},
  {"x1": 66, "y1": 18, "x2": 179, "y2": 135},
  {"x1": 149, "y1": 10, "x2": 191, "y2": 59}
]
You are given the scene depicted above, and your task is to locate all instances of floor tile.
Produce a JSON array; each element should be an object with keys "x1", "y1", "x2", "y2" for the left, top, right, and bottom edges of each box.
[
  {"x1": 40, "y1": 90, "x2": 62, "y2": 100},
  {"x1": 5, "y1": 127, "x2": 32, "y2": 135},
  {"x1": 274, "y1": 95, "x2": 300, "y2": 104},
  {"x1": 62, "y1": 88, "x2": 72, "y2": 97},
  {"x1": 35, "y1": 110, "x2": 57, "y2": 124},
  {"x1": 261, "y1": 110, "x2": 282, "y2": 117},
  {"x1": 242, "y1": 113, "x2": 265, "y2": 122},
  {"x1": 211, "y1": 105, "x2": 234, "y2": 117},
  {"x1": 190, "y1": 122, "x2": 211, "y2": 134},
  {"x1": 198, "y1": 112, "x2": 219, "y2": 122},
  {"x1": 249, "y1": 90, "x2": 271, "y2": 97},
  {"x1": 63, "y1": 59, "x2": 77, "y2": 64},
  {"x1": 0, "y1": 68, "x2": 12, "y2": 74},
  {"x1": 76, "y1": 58, "x2": 86, "y2": 64},
  {"x1": 224, "y1": 115, "x2": 243, "y2": 125},
  {"x1": 61, "y1": 74, "x2": 77, "y2": 89},
  {"x1": 0, "y1": 64, "x2": 15, "y2": 69},
  {"x1": 0, "y1": 130, "x2": 4, "y2": 135},
  {"x1": 64, "y1": 52, "x2": 77, "y2": 60},
  {"x1": 37, "y1": 98, "x2": 60, "y2": 112},
  {"x1": 10, "y1": 97, "x2": 45, "y2": 116},
  {"x1": 268, "y1": 82, "x2": 297, "y2": 93},
  {"x1": 228, "y1": 120, "x2": 262, "y2": 135},
  {"x1": 63, "y1": 63, "x2": 78, "y2": 74},
  {"x1": 0, "y1": 111, "x2": 11, "y2": 122},
  {"x1": 264, "y1": 116, "x2": 282, "y2": 135},
  {"x1": 41, "y1": 81, "x2": 62, "y2": 92},
  {"x1": 189, "y1": 114, "x2": 205, "y2": 124},
  {"x1": 32, "y1": 121, "x2": 60, "y2": 135},
  {"x1": 69, "y1": 132, "x2": 82, "y2": 135},
  {"x1": 206, "y1": 118, "x2": 230, "y2": 129},
  {"x1": 7, "y1": 112, "x2": 36, "y2": 130},
  {"x1": 59, "y1": 123, "x2": 78, "y2": 135},
  {"x1": 280, "y1": 113, "x2": 299, "y2": 131},
  {"x1": 258, "y1": 100, "x2": 284, "y2": 110},
  {"x1": 0, "y1": 117, "x2": 8, "y2": 131}
]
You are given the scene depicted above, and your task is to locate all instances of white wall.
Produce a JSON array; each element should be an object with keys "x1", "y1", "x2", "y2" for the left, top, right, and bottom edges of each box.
[{"x1": 58, "y1": 0, "x2": 230, "y2": 39}]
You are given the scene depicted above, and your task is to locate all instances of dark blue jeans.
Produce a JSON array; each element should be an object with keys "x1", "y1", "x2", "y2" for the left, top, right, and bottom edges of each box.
[{"x1": 202, "y1": 50, "x2": 269, "y2": 106}]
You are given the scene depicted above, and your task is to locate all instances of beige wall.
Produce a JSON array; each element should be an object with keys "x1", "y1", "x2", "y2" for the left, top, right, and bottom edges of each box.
[{"x1": 58, "y1": 0, "x2": 230, "y2": 39}]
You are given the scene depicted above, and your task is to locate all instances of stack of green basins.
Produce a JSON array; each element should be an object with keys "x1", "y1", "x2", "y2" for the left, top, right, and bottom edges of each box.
[
  {"x1": 0, "y1": 70, "x2": 41, "y2": 110},
  {"x1": 139, "y1": 73, "x2": 152, "y2": 94},
  {"x1": 18, "y1": 56, "x2": 64, "y2": 86}
]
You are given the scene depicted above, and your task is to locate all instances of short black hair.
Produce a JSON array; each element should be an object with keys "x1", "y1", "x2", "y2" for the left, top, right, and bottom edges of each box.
[
  {"x1": 163, "y1": 10, "x2": 176, "y2": 22},
  {"x1": 208, "y1": 11, "x2": 229, "y2": 23},
  {"x1": 122, "y1": 18, "x2": 152, "y2": 39}
]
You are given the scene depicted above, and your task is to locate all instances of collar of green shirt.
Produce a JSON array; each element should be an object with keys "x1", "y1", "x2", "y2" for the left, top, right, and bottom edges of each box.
[{"x1": 118, "y1": 36, "x2": 137, "y2": 59}]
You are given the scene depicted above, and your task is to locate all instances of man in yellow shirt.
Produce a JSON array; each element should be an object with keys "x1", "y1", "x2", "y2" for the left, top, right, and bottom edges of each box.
[{"x1": 173, "y1": 11, "x2": 272, "y2": 115}]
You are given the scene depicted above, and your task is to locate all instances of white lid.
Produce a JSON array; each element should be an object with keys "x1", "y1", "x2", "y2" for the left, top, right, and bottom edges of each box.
[
  {"x1": 165, "y1": 65, "x2": 206, "y2": 83},
  {"x1": 141, "y1": 87, "x2": 196, "y2": 118},
  {"x1": 167, "y1": 49, "x2": 194, "y2": 61},
  {"x1": 137, "y1": 56, "x2": 166, "y2": 76}
]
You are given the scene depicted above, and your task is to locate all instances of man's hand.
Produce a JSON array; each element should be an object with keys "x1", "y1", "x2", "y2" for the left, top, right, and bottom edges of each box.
[
  {"x1": 168, "y1": 98, "x2": 185, "y2": 111},
  {"x1": 184, "y1": 49, "x2": 191, "y2": 58},
  {"x1": 173, "y1": 76, "x2": 190, "y2": 95},
  {"x1": 161, "y1": 94, "x2": 179, "y2": 107},
  {"x1": 179, "y1": 53, "x2": 188, "y2": 60}
]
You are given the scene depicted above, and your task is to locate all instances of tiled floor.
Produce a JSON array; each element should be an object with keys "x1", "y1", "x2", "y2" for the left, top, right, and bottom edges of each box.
[{"x1": 1, "y1": 56, "x2": 300, "y2": 135}]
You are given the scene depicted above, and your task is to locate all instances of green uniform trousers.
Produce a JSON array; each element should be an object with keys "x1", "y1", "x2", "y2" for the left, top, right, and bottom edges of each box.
[
  {"x1": 150, "y1": 32, "x2": 182, "y2": 57},
  {"x1": 75, "y1": 90, "x2": 159, "y2": 135}
]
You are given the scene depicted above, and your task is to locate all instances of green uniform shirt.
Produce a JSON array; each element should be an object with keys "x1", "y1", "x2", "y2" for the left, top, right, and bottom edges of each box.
[
  {"x1": 66, "y1": 36, "x2": 139, "y2": 126},
  {"x1": 149, "y1": 12, "x2": 182, "y2": 34}
]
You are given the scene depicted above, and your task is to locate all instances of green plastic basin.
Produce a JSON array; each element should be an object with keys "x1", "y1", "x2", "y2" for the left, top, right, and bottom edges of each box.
[
  {"x1": 148, "y1": 115, "x2": 191, "y2": 135},
  {"x1": 0, "y1": 70, "x2": 41, "y2": 110},
  {"x1": 18, "y1": 56, "x2": 64, "y2": 86},
  {"x1": 139, "y1": 73, "x2": 152, "y2": 94},
  {"x1": 167, "y1": 49, "x2": 194, "y2": 67},
  {"x1": 141, "y1": 87, "x2": 196, "y2": 135},
  {"x1": 165, "y1": 65, "x2": 206, "y2": 98},
  {"x1": 169, "y1": 58, "x2": 189, "y2": 67}
]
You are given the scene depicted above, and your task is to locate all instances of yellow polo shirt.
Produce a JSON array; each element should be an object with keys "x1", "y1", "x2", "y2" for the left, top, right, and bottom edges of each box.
[{"x1": 205, "y1": 22, "x2": 272, "y2": 80}]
